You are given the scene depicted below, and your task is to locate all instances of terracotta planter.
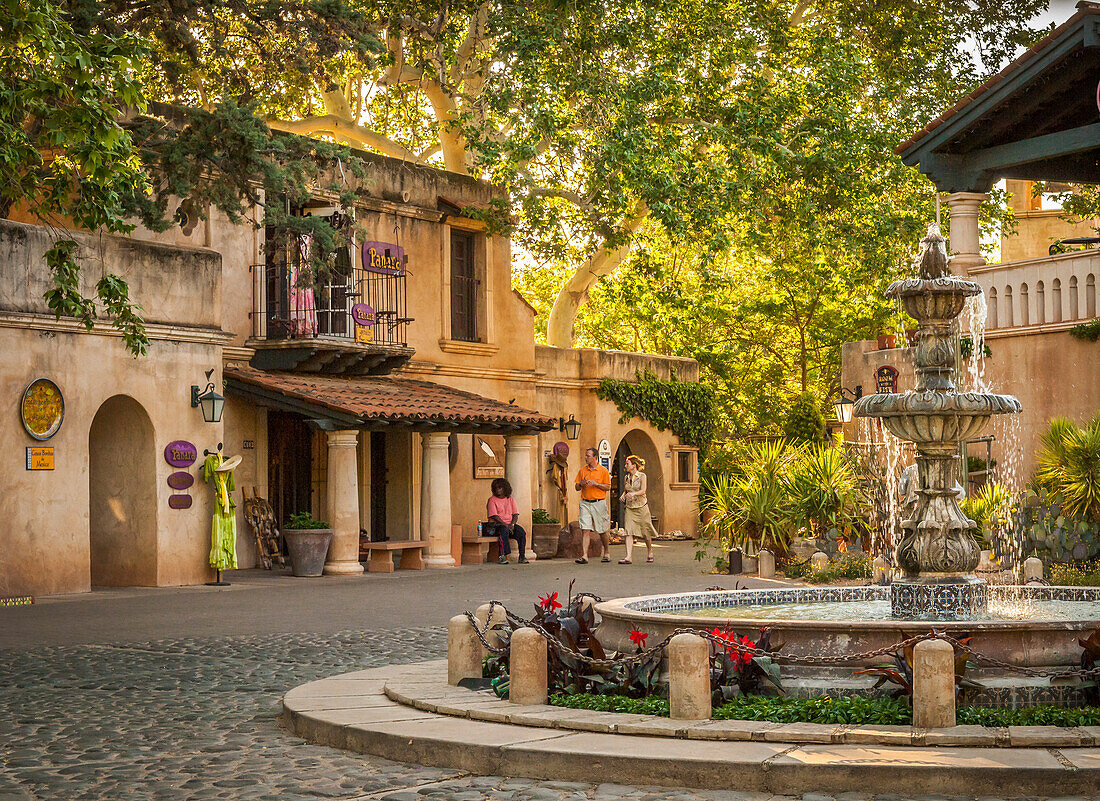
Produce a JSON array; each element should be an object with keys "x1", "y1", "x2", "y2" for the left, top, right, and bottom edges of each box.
[
  {"x1": 283, "y1": 528, "x2": 333, "y2": 577},
  {"x1": 876, "y1": 333, "x2": 897, "y2": 350},
  {"x1": 531, "y1": 523, "x2": 561, "y2": 559}
]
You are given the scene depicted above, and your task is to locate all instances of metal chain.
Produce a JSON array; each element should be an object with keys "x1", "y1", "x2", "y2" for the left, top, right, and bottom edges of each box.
[{"x1": 463, "y1": 600, "x2": 1100, "y2": 680}]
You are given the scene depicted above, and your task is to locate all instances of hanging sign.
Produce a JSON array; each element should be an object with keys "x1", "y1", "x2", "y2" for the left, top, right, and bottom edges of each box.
[
  {"x1": 164, "y1": 440, "x2": 198, "y2": 467},
  {"x1": 352, "y1": 303, "x2": 376, "y2": 344},
  {"x1": 598, "y1": 438, "x2": 611, "y2": 471},
  {"x1": 21, "y1": 378, "x2": 64, "y2": 441},
  {"x1": 361, "y1": 242, "x2": 406, "y2": 275},
  {"x1": 168, "y1": 494, "x2": 193, "y2": 510},
  {"x1": 167, "y1": 471, "x2": 195, "y2": 490},
  {"x1": 876, "y1": 366, "x2": 899, "y2": 394},
  {"x1": 26, "y1": 447, "x2": 54, "y2": 470}
]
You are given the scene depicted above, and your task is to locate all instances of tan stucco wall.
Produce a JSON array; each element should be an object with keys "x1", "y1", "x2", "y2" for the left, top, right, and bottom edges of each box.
[{"x1": 1000, "y1": 180, "x2": 1099, "y2": 264}]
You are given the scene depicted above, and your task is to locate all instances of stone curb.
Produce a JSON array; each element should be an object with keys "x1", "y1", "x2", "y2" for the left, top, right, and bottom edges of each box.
[{"x1": 282, "y1": 660, "x2": 1100, "y2": 797}]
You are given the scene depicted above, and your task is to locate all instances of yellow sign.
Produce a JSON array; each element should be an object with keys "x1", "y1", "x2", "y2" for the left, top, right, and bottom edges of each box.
[
  {"x1": 355, "y1": 325, "x2": 375, "y2": 344},
  {"x1": 26, "y1": 447, "x2": 54, "y2": 470},
  {"x1": 21, "y1": 378, "x2": 64, "y2": 440}
]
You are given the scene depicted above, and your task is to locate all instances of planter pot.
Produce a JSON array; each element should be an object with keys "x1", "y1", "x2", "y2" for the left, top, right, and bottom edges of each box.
[
  {"x1": 283, "y1": 528, "x2": 333, "y2": 577},
  {"x1": 876, "y1": 333, "x2": 897, "y2": 350},
  {"x1": 531, "y1": 523, "x2": 561, "y2": 559}
]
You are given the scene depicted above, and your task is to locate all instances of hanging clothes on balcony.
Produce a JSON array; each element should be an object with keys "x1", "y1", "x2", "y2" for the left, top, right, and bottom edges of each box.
[{"x1": 289, "y1": 234, "x2": 317, "y2": 337}]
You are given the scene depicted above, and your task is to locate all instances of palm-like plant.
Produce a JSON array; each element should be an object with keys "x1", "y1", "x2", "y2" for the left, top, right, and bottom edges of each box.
[
  {"x1": 701, "y1": 440, "x2": 794, "y2": 557},
  {"x1": 959, "y1": 482, "x2": 1015, "y2": 552},
  {"x1": 1036, "y1": 414, "x2": 1100, "y2": 524},
  {"x1": 786, "y1": 446, "x2": 863, "y2": 546}
]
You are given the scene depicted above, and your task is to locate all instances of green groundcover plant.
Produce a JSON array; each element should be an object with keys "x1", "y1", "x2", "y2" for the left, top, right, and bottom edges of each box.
[{"x1": 549, "y1": 693, "x2": 1100, "y2": 727}]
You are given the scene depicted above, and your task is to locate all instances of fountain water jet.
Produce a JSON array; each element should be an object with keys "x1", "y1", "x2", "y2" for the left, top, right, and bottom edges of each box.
[{"x1": 853, "y1": 225, "x2": 1021, "y2": 619}]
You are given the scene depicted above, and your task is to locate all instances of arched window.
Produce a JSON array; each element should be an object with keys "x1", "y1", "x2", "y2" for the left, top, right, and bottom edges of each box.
[
  {"x1": 1070, "y1": 276, "x2": 1080, "y2": 319},
  {"x1": 988, "y1": 287, "x2": 998, "y2": 328},
  {"x1": 1020, "y1": 283, "x2": 1030, "y2": 326},
  {"x1": 1088, "y1": 274, "x2": 1097, "y2": 318},
  {"x1": 1052, "y1": 278, "x2": 1062, "y2": 322},
  {"x1": 1036, "y1": 280, "x2": 1045, "y2": 325},
  {"x1": 1004, "y1": 286, "x2": 1014, "y2": 327}
]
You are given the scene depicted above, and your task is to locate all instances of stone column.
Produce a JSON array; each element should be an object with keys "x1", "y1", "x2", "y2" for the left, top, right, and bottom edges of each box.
[
  {"x1": 421, "y1": 431, "x2": 456, "y2": 568},
  {"x1": 509, "y1": 627, "x2": 548, "y2": 705},
  {"x1": 505, "y1": 434, "x2": 536, "y2": 560},
  {"x1": 668, "y1": 633, "x2": 711, "y2": 720},
  {"x1": 944, "y1": 192, "x2": 988, "y2": 275},
  {"x1": 448, "y1": 615, "x2": 483, "y2": 685},
  {"x1": 913, "y1": 639, "x2": 956, "y2": 728},
  {"x1": 323, "y1": 430, "x2": 364, "y2": 575}
]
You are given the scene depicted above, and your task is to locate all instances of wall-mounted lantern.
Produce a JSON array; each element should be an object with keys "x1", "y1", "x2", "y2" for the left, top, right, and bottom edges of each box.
[
  {"x1": 833, "y1": 385, "x2": 862, "y2": 424},
  {"x1": 191, "y1": 374, "x2": 225, "y2": 424},
  {"x1": 559, "y1": 414, "x2": 581, "y2": 441}
]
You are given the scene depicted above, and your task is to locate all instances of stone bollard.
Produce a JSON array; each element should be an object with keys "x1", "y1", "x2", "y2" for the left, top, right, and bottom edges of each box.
[
  {"x1": 912, "y1": 639, "x2": 955, "y2": 728},
  {"x1": 1023, "y1": 556, "x2": 1043, "y2": 582},
  {"x1": 509, "y1": 627, "x2": 548, "y2": 705},
  {"x1": 475, "y1": 602, "x2": 508, "y2": 651},
  {"x1": 757, "y1": 549, "x2": 775, "y2": 579},
  {"x1": 668, "y1": 633, "x2": 711, "y2": 720},
  {"x1": 811, "y1": 551, "x2": 829, "y2": 572},
  {"x1": 448, "y1": 615, "x2": 484, "y2": 686},
  {"x1": 872, "y1": 556, "x2": 891, "y2": 585}
]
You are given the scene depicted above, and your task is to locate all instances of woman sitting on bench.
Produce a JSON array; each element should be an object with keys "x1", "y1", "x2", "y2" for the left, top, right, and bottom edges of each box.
[{"x1": 486, "y1": 477, "x2": 529, "y2": 564}]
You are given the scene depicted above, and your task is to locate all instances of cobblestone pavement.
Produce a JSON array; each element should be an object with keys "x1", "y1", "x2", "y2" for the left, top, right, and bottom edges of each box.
[{"x1": 1, "y1": 628, "x2": 1096, "y2": 801}]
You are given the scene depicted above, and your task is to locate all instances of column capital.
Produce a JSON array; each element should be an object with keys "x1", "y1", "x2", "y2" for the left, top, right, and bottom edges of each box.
[
  {"x1": 943, "y1": 191, "x2": 989, "y2": 207},
  {"x1": 326, "y1": 429, "x2": 360, "y2": 448},
  {"x1": 504, "y1": 433, "x2": 535, "y2": 450},
  {"x1": 422, "y1": 430, "x2": 451, "y2": 449}
]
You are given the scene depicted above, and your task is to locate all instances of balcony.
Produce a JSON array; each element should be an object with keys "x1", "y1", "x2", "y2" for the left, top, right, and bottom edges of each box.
[{"x1": 249, "y1": 237, "x2": 414, "y2": 376}]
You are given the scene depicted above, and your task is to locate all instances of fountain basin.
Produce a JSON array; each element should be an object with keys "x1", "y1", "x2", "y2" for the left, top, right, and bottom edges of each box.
[
  {"x1": 853, "y1": 391, "x2": 1022, "y2": 443},
  {"x1": 886, "y1": 276, "x2": 982, "y2": 320},
  {"x1": 595, "y1": 586, "x2": 1100, "y2": 673}
]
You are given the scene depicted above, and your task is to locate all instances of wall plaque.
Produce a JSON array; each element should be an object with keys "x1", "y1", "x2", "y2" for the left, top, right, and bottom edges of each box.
[
  {"x1": 164, "y1": 440, "x2": 198, "y2": 467},
  {"x1": 168, "y1": 494, "x2": 193, "y2": 510},
  {"x1": 21, "y1": 378, "x2": 64, "y2": 440},
  {"x1": 26, "y1": 447, "x2": 54, "y2": 470},
  {"x1": 473, "y1": 434, "x2": 505, "y2": 479},
  {"x1": 167, "y1": 471, "x2": 195, "y2": 490},
  {"x1": 351, "y1": 303, "x2": 376, "y2": 326},
  {"x1": 876, "y1": 366, "x2": 899, "y2": 394},
  {"x1": 361, "y1": 242, "x2": 406, "y2": 275}
]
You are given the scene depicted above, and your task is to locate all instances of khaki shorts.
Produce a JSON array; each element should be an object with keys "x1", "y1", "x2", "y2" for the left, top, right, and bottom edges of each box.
[{"x1": 578, "y1": 498, "x2": 610, "y2": 533}]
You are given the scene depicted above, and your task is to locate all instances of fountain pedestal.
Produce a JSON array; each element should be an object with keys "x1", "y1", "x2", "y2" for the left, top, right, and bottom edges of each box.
[{"x1": 853, "y1": 225, "x2": 1020, "y2": 621}]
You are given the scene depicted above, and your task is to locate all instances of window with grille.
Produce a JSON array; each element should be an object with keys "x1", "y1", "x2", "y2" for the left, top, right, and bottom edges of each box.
[
  {"x1": 677, "y1": 451, "x2": 694, "y2": 484},
  {"x1": 450, "y1": 230, "x2": 479, "y2": 342}
]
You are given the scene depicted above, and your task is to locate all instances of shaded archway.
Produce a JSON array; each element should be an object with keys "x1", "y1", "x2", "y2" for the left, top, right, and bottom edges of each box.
[
  {"x1": 610, "y1": 429, "x2": 665, "y2": 532},
  {"x1": 88, "y1": 395, "x2": 157, "y2": 586}
]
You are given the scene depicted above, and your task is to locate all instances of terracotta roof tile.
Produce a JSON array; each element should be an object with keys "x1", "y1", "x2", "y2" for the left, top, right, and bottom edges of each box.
[{"x1": 225, "y1": 366, "x2": 556, "y2": 431}]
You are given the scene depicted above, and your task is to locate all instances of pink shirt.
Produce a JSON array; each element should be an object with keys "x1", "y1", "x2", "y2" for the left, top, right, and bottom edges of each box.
[{"x1": 486, "y1": 495, "x2": 518, "y2": 522}]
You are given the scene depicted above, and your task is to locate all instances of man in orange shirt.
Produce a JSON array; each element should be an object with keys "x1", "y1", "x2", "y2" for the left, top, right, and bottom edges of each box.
[{"x1": 574, "y1": 447, "x2": 612, "y2": 564}]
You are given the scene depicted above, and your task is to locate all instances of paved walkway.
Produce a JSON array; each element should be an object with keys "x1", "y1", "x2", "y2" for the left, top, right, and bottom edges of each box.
[{"x1": 1, "y1": 544, "x2": 1095, "y2": 800}]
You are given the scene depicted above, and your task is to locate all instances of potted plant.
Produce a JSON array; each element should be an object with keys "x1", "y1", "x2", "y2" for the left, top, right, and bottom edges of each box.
[
  {"x1": 530, "y1": 508, "x2": 562, "y2": 559},
  {"x1": 282, "y1": 512, "x2": 333, "y2": 577}
]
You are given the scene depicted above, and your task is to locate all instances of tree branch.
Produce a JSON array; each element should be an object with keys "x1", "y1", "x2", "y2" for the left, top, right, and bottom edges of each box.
[{"x1": 266, "y1": 116, "x2": 426, "y2": 163}]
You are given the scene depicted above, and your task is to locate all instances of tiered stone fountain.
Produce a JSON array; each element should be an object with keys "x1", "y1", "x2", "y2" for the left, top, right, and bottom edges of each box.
[{"x1": 853, "y1": 224, "x2": 1021, "y2": 619}]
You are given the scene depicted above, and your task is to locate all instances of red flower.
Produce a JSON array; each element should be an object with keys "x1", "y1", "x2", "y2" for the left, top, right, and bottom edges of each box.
[
  {"x1": 538, "y1": 591, "x2": 562, "y2": 611},
  {"x1": 629, "y1": 630, "x2": 649, "y2": 647},
  {"x1": 738, "y1": 635, "x2": 756, "y2": 665}
]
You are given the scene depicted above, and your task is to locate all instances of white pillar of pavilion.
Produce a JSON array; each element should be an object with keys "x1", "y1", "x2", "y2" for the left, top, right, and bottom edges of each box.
[
  {"x1": 421, "y1": 431, "x2": 456, "y2": 569},
  {"x1": 944, "y1": 192, "x2": 989, "y2": 275},
  {"x1": 323, "y1": 429, "x2": 364, "y2": 575},
  {"x1": 505, "y1": 434, "x2": 536, "y2": 561}
]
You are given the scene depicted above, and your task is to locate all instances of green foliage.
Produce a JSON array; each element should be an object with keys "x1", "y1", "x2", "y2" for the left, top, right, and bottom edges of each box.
[
  {"x1": 550, "y1": 693, "x2": 670, "y2": 717},
  {"x1": 804, "y1": 553, "x2": 872, "y2": 584},
  {"x1": 1070, "y1": 321, "x2": 1100, "y2": 342},
  {"x1": 959, "y1": 335, "x2": 992, "y2": 360},
  {"x1": 787, "y1": 446, "x2": 863, "y2": 540},
  {"x1": 956, "y1": 705, "x2": 1100, "y2": 727},
  {"x1": 594, "y1": 370, "x2": 717, "y2": 452},
  {"x1": 1048, "y1": 561, "x2": 1100, "y2": 587},
  {"x1": 1036, "y1": 414, "x2": 1100, "y2": 525},
  {"x1": 1021, "y1": 502, "x2": 1100, "y2": 564},
  {"x1": 283, "y1": 512, "x2": 329, "y2": 530},
  {"x1": 714, "y1": 695, "x2": 913, "y2": 725},
  {"x1": 960, "y1": 482, "x2": 1015, "y2": 554},
  {"x1": 531, "y1": 508, "x2": 558, "y2": 525},
  {"x1": 783, "y1": 393, "x2": 826, "y2": 445}
]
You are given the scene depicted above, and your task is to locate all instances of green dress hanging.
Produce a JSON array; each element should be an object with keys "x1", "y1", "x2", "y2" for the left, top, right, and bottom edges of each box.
[{"x1": 202, "y1": 454, "x2": 238, "y2": 571}]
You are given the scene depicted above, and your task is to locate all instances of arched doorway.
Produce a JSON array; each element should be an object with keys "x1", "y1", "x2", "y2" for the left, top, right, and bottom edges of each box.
[
  {"x1": 88, "y1": 395, "x2": 157, "y2": 586},
  {"x1": 610, "y1": 429, "x2": 665, "y2": 533}
]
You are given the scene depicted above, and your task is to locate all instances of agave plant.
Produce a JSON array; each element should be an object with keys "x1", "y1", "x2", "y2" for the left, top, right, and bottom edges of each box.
[
  {"x1": 960, "y1": 482, "x2": 1015, "y2": 555},
  {"x1": 786, "y1": 446, "x2": 864, "y2": 549},
  {"x1": 855, "y1": 635, "x2": 981, "y2": 699},
  {"x1": 1036, "y1": 414, "x2": 1100, "y2": 525},
  {"x1": 701, "y1": 440, "x2": 795, "y2": 557}
]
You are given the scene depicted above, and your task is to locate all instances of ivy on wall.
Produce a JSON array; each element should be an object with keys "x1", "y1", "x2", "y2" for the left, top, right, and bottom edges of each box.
[{"x1": 594, "y1": 369, "x2": 718, "y2": 453}]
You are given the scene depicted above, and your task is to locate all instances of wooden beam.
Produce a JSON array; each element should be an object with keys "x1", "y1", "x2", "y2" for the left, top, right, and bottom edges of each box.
[{"x1": 967, "y1": 121, "x2": 1100, "y2": 172}]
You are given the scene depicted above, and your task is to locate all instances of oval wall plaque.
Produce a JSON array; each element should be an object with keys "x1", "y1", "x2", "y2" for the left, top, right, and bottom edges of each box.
[
  {"x1": 351, "y1": 303, "x2": 376, "y2": 326},
  {"x1": 21, "y1": 378, "x2": 64, "y2": 441},
  {"x1": 168, "y1": 494, "x2": 193, "y2": 510},
  {"x1": 167, "y1": 471, "x2": 195, "y2": 490},
  {"x1": 164, "y1": 440, "x2": 198, "y2": 467}
]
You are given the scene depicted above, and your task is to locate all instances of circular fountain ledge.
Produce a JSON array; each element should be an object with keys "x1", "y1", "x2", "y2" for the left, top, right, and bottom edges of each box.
[{"x1": 282, "y1": 660, "x2": 1100, "y2": 797}]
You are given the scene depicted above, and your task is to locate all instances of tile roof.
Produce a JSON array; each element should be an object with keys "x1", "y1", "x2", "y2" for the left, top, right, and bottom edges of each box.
[{"x1": 225, "y1": 366, "x2": 556, "y2": 432}]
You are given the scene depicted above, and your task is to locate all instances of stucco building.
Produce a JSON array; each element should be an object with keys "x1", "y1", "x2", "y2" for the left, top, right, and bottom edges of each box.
[
  {"x1": 1, "y1": 151, "x2": 700, "y2": 597},
  {"x1": 841, "y1": 6, "x2": 1100, "y2": 485}
]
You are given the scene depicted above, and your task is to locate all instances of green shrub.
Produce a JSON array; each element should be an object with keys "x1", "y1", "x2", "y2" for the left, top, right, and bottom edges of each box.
[
  {"x1": 283, "y1": 512, "x2": 329, "y2": 529},
  {"x1": 957, "y1": 705, "x2": 1100, "y2": 727},
  {"x1": 783, "y1": 392, "x2": 825, "y2": 445},
  {"x1": 1048, "y1": 561, "x2": 1100, "y2": 586},
  {"x1": 550, "y1": 693, "x2": 670, "y2": 716},
  {"x1": 804, "y1": 553, "x2": 872, "y2": 583},
  {"x1": 531, "y1": 508, "x2": 559, "y2": 525}
]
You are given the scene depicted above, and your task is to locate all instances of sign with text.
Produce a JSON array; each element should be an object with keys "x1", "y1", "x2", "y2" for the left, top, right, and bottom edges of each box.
[
  {"x1": 26, "y1": 447, "x2": 54, "y2": 470},
  {"x1": 21, "y1": 378, "x2": 64, "y2": 440},
  {"x1": 352, "y1": 303, "x2": 376, "y2": 344},
  {"x1": 876, "y1": 366, "x2": 899, "y2": 394},
  {"x1": 164, "y1": 440, "x2": 198, "y2": 468},
  {"x1": 361, "y1": 242, "x2": 406, "y2": 275},
  {"x1": 598, "y1": 438, "x2": 611, "y2": 471}
]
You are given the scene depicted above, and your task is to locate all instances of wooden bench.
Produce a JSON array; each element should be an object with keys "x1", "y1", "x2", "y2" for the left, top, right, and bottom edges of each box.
[
  {"x1": 460, "y1": 535, "x2": 500, "y2": 565},
  {"x1": 363, "y1": 540, "x2": 426, "y2": 573}
]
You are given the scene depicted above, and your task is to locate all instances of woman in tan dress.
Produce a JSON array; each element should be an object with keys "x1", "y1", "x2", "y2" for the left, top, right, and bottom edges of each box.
[{"x1": 618, "y1": 455, "x2": 658, "y2": 564}]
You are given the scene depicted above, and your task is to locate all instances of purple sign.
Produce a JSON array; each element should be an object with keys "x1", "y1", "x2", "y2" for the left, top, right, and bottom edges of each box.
[
  {"x1": 361, "y1": 241, "x2": 406, "y2": 275},
  {"x1": 164, "y1": 440, "x2": 197, "y2": 468},
  {"x1": 168, "y1": 494, "x2": 193, "y2": 510},
  {"x1": 351, "y1": 303, "x2": 375, "y2": 326},
  {"x1": 167, "y1": 471, "x2": 195, "y2": 490}
]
